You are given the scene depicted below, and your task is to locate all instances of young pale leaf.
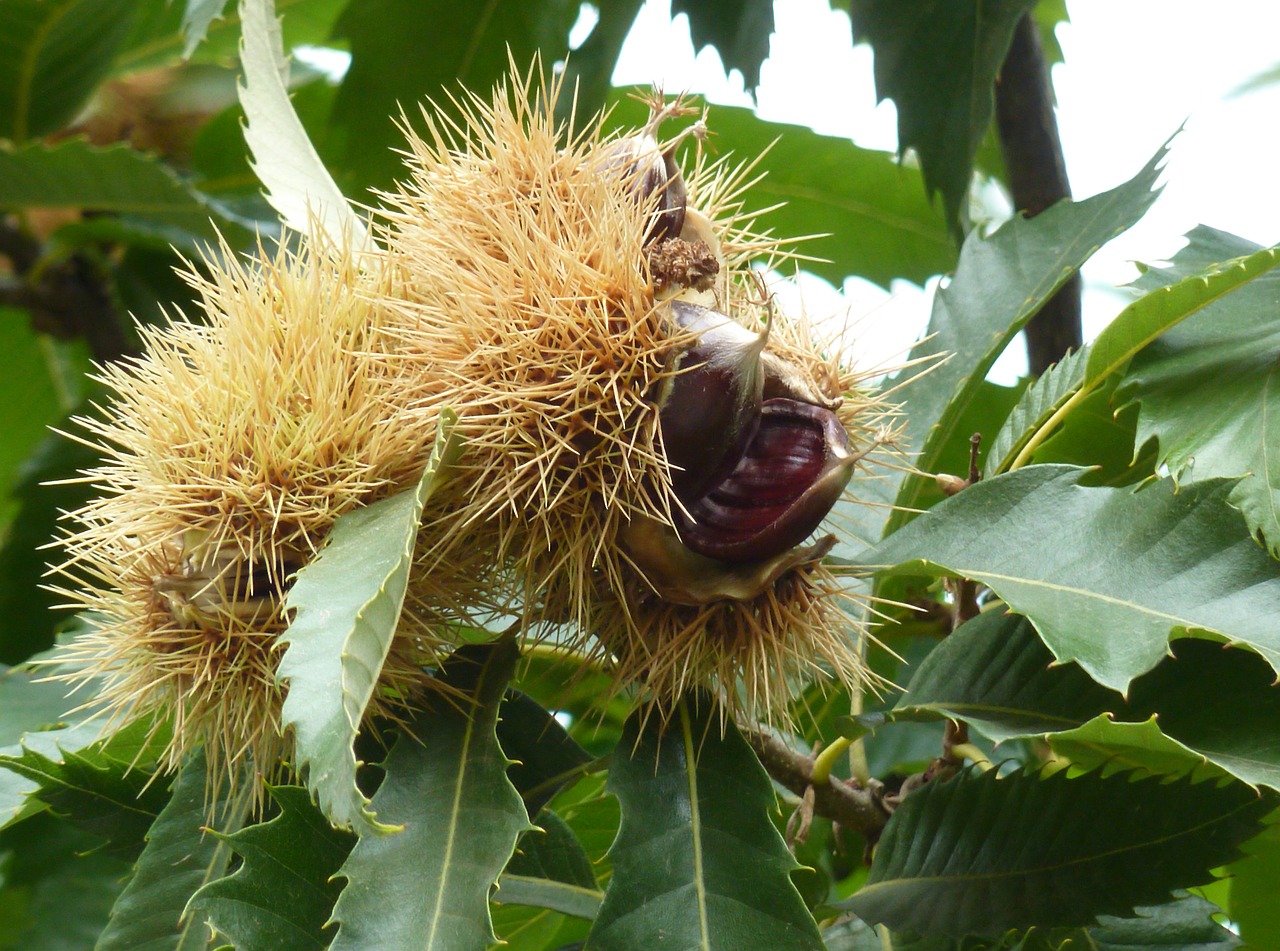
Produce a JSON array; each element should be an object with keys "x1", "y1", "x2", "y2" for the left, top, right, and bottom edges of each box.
[
  {"x1": 863, "y1": 465, "x2": 1280, "y2": 692},
  {"x1": 278, "y1": 411, "x2": 457, "y2": 832},
  {"x1": 182, "y1": 0, "x2": 230, "y2": 56},
  {"x1": 850, "y1": 0, "x2": 1035, "y2": 231},
  {"x1": 0, "y1": 0, "x2": 137, "y2": 142},
  {"x1": 885, "y1": 139, "x2": 1168, "y2": 535},
  {"x1": 97, "y1": 750, "x2": 244, "y2": 951},
  {"x1": 586, "y1": 694, "x2": 824, "y2": 951},
  {"x1": 606, "y1": 96, "x2": 954, "y2": 288},
  {"x1": 237, "y1": 0, "x2": 372, "y2": 248},
  {"x1": 186, "y1": 785, "x2": 354, "y2": 951},
  {"x1": 1120, "y1": 227, "x2": 1280, "y2": 555},
  {"x1": 329, "y1": 638, "x2": 530, "y2": 951},
  {"x1": 0, "y1": 141, "x2": 253, "y2": 251},
  {"x1": 984, "y1": 348, "x2": 1087, "y2": 477},
  {"x1": 495, "y1": 875, "x2": 602, "y2": 922},
  {"x1": 844, "y1": 766, "x2": 1273, "y2": 937}
]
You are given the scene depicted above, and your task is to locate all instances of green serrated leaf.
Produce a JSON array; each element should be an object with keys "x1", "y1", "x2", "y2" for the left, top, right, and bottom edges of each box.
[
  {"x1": 1086, "y1": 241, "x2": 1280, "y2": 388},
  {"x1": 186, "y1": 785, "x2": 354, "y2": 951},
  {"x1": 892, "y1": 610, "x2": 1120, "y2": 742},
  {"x1": 587, "y1": 694, "x2": 824, "y2": 951},
  {"x1": 850, "y1": 0, "x2": 1036, "y2": 232},
  {"x1": 0, "y1": 741, "x2": 170, "y2": 858},
  {"x1": 0, "y1": 141, "x2": 252, "y2": 252},
  {"x1": 885, "y1": 140, "x2": 1167, "y2": 535},
  {"x1": 1089, "y1": 892, "x2": 1241, "y2": 950},
  {"x1": 845, "y1": 766, "x2": 1273, "y2": 937},
  {"x1": 237, "y1": 0, "x2": 374, "y2": 249},
  {"x1": 672, "y1": 0, "x2": 773, "y2": 89},
  {"x1": 497, "y1": 691, "x2": 594, "y2": 815},
  {"x1": 506, "y1": 809, "x2": 598, "y2": 891},
  {"x1": 0, "y1": 814, "x2": 134, "y2": 951},
  {"x1": 327, "y1": 0, "x2": 580, "y2": 194},
  {"x1": 1120, "y1": 226, "x2": 1280, "y2": 556},
  {"x1": 1047, "y1": 716, "x2": 1223, "y2": 782},
  {"x1": 278, "y1": 411, "x2": 457, "y2": 833},
  {"x1": 182, "y1": 0, "x2": 230, "y2": 57},
  {"x1": 985, "y1": 349, "x2": 1087, "y2": 477},
  {"x1": 863, "y1": 465, "x2": 1280, "y2": 692},
  {"x1": 1228, "y1": 821, "x2": 1280, "y2": 950},
  {"x1": 606, "y1": 95, "x2": 954, "y2": 288},
  {"x1": 329, "y1": 638, "x2": 530, "y2": 951},
  {"x1": 0, "y1": 0, "x2": 138, "y2": 142},
  {"x1": 889, "y1": 612, "x2": 1280, "y2": 790},
  {"x1": 97, "y1": 750, "x2": 244, "y2": 951}
]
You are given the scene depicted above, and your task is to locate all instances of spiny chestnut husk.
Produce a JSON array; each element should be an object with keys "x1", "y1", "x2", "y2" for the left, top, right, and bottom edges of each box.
[{"x1": 52, "y1": 238, "x2": 449, "y2": 790}]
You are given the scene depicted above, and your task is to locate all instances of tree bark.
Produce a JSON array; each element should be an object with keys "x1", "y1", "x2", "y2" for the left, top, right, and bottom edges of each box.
[{"x1": 995, "y1": 13, "x2": 1081, "y2": 375}]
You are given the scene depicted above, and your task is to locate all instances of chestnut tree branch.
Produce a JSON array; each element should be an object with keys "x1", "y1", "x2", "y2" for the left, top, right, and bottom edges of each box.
[
  {"x1": 743, "y1": 725, "x2": 890, "y2": 836},
  {"x1": 995, "y1": 12, "x2": 1081, "y2": 375}
]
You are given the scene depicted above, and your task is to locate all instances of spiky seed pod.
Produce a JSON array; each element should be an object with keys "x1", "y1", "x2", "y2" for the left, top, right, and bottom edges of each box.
[
  {"x1": 375, "y1": 70, "x2": 901, "y2": 724},
  {"x1": 53, "y1": 239, "x2": 440, "y2": 790},
  {"x1": 373, "y1": 72, "x2": 699, "y2": 634}
]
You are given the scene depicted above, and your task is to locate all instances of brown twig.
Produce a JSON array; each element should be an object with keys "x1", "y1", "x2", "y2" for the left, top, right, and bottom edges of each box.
[
  {"x1": 995, "y1": 13, "x2": 1081, "y2": 375},
  {"x1": 743, "y1": 726, "x2": 890, "y2": 837}
]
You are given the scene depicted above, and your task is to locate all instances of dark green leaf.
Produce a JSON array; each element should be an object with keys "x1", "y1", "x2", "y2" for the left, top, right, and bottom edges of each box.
[
  {"x1": 606, "y1": 95, "x2": 955, "y2": 288},
  {"x1": 864, "y1": 466, "x2": 1280, "y2": 692},
  {"x1": 186, "y1": 785, "x2": 354, "y2": 951},
  {"x1": 329, "y1": 639, "x2": 530, "y2": 950},
  {"x1": 850, "y1": 0, "x2": 1036, "y2": 231},
  {"x1": 0, "y1": 0, "x2": 137, "y2": 142},
  {"x1": 1120, "y1": 227, "x2": 1280, "y2": 555},
  {"x1": 556, "y1": 1, "x2": 643, "y2": 124},
  {"x1": 1089, "y1": 893, "x2": 1241, "y2": 949},
  {"x1": 672, "y1": 0, "x2": 773, "y2": 89},
  {"x1": 507, "y1": 810, "x2": 597, "y2": 891},
  {"x1": 892, "y1": 610, "x2": 1120, "y2": 742},
  {"x1": 586, "y1": 694, "x2": 823, "y2": 951},
  {"x1": 327, "y1": 0, "x2": 579, "y2": 195},
  {"x1": 0, "y1": 743, "x2": 170, "y2": 859},
  {"x1": 0, "y1": 418, "x2": 102, "y2": 665},
  {"x1": 278, "y1": 411, "x2": 457, "y2": 832},
  {"x1": 890, "y1": 611, "x2": 1280, "y2": 790},
  {"x1": 844, "y1": 766, "x2": 1273, "y2": 936},
  {"x1": 97, "y1": 751, "x2": 242, "y2": 951},
  {"x1": 0, "y1": 814, "x2": 132, "y2": 951},
  {"x1": 0, "y1": 141, "x2": 252, "y2": 252},
  {"x1": 885, "y1": 141, "x2": 1167, "y2": 535},
  {"x1": 497, "y1": 690, "x2": 593, "y2": 815}
]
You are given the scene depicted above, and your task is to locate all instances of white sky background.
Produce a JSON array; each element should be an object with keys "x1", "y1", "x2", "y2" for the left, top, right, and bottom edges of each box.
[{"x1": 607, "y1": 0, "x2": 1280, "y2": 383}]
